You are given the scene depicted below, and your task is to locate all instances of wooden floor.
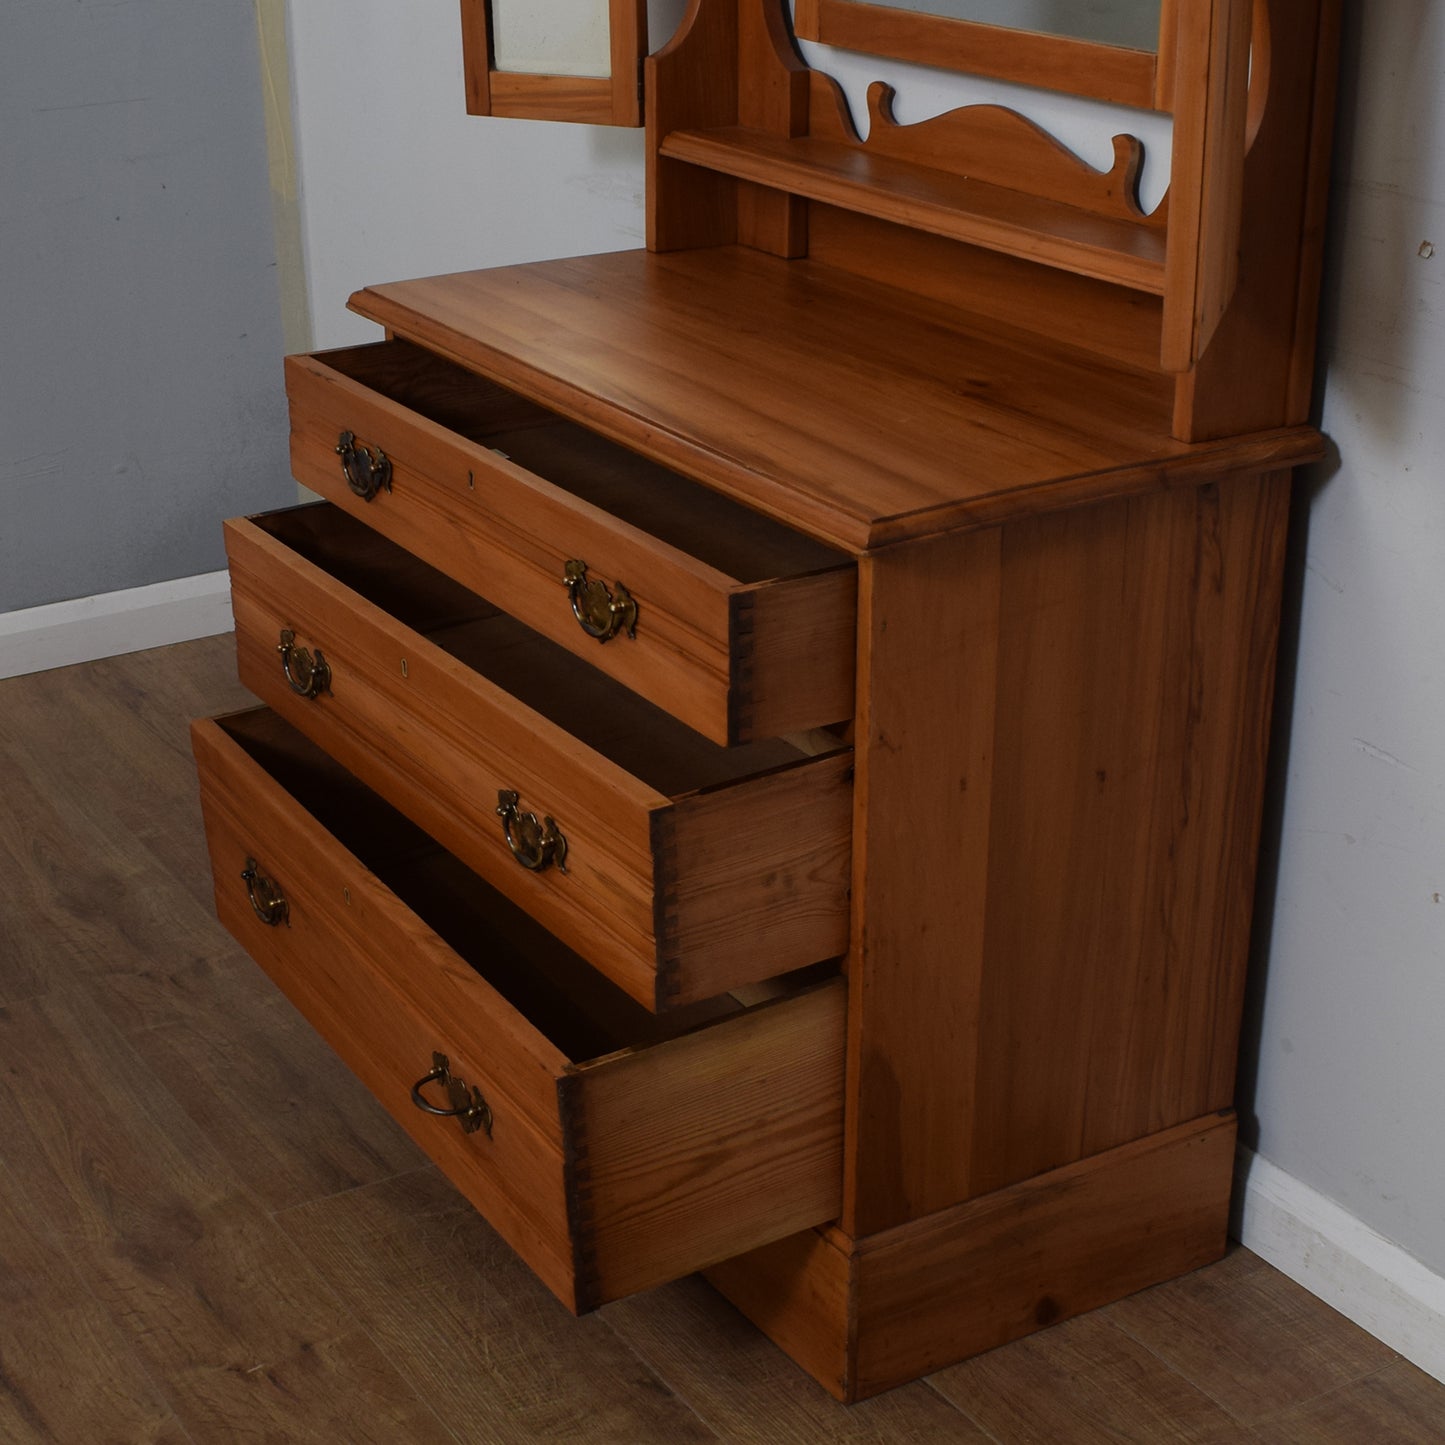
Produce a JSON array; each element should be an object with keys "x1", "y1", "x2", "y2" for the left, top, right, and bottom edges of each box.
[{"x1": 1, "y1": 634, "x2": 1442, "y2": 1444}]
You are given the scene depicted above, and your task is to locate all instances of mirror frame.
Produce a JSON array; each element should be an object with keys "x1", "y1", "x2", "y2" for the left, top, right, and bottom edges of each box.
[
  {"x1": 793, "y1": 0, "x2": 1178, "y2": 111},
  {"x1": 461, "y1": 0, "x2": 649, "y2": 127}
]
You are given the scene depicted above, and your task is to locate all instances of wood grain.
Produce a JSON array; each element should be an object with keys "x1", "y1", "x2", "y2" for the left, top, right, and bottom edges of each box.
[
  {"x1": 0, "y1": 986, "x2": 453, "y2": 1444},
  {"x1": 277, "y1": 1167, "x2": 719, "y2": 1443},
  {"x1": 739, "y1": 566, "x2": 857, "y2": 741},
  {"x1": 1256, "y1": 1360, "x2": 1445, "y2": 1444},
  {"x1": 805, "y1": 204, "x2": 1167, "y2": 377},
  {"x1": 0, "y1": 650, "x2": 422, "y2": 1219},
  {"x1": 566, "y1": 982, "x2": 846, "y2": 1307},
  {"x1": 461, "y1": 0, "x2": 646, "y2": 128},
  {"x1": 843, "y1": 526, "x2": 1001, "y2": 1233},
  {"x1": 226, "y1": 509, "x2": 852, "y2": 1009},
  {"x1": 1108, "y1": 1246, "x2": 1400, "y2": 1424},
  {"x1": 842, "y1": 474, "x2": 1294, "y2": 1227},
  {"x1": 646, "y1": 0, "x2": 739, "y2": 252},
  {"x1": 850, "y1": 1113, "x2": 1238, "y2": 1399},
  {"x1": 609, "y1": 0, "x2": 648, "y2": 128},
  {"x1": 286, "y1": 342, "x2": 855, "y2": 744},
  {"x1": 458, "y1": 0, "x2": 491, "y2": 116},
  {"x1": 654, "y1": 751, "x2": 852, "y2": 1007},
  {"x1": 841, "y1": 84, "x2": 1150, "y2": 224},
  {"x1": 0, "y1": 1161, "x2": 191, "y2": 1444},
  {"x1": 195, "y1": 712, "x2": 846, "y2": 1311},
  {"x1": 1174, "y1": 0, "x2": 1342, "y2": 437},
  {"x1": 968, "y1": 473, "x2": 1291, "y2": 1195},
  {"x1": 658, "y1": 127, "x2": 1168, "y2": 293},
  {"x1": 703, "y1": 1227, "x2": 856, "y2": 1402},
  {"x1": 795, "y1": 0, "x2": 1162, "y2": 111},
  {"x1": 929, "y1": 1309, "x2": 1254, "y2": 1444},
  {"x1": 735, "y1": 0, "x2": 809, "y2": 256},
  {"x1": 605, "y1": 1275, "x2": 993, "y2": 1441},
  {"x1": 102, "y1": 953, "x2": 427, "y2": 1216},
  {"x1": 349, "y1": 247, "x2": 1324, "y2": 552},
  {"x1": 1160, "y1": 0, "x2": 1253, "y2": 370}
]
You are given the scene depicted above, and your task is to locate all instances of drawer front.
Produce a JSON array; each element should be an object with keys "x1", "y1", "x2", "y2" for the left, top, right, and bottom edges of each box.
[
  {"x1": 193, "y1": 713, "x2": 846, "y2": 1311},
  {"x1": 286, "y1": 343, "x2": 856, "y2": 746},
  {"x1": 227, "y1": 509, "x2": 853, "y2": 1011}
]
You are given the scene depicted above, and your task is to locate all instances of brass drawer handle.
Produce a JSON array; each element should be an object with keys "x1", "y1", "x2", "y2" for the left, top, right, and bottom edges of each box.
[
  {"x1": 496, "y1": 790, "x2": 568, "y2": 873},
  {"x1": 277, "y1": 628, "x2": 331, "y2": 699},
  {"x1": 335, "y1": 430, "x2": 392, "y2": 502},
  {"x1": 411, "y1": 1051, "x2": 492, "y2": 1137},
  {"x1": 241, "y1": 857, "x2": 289, "y2": 927},
  {"x1": 563, "y1": 559, "x2": 637, "y2": 643}
]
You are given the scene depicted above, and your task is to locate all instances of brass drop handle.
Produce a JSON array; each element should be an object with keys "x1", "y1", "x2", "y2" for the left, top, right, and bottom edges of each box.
[
  {"x1": 410, "y1": 1051, "x2": 493, "y2": 1137},
  {"x1": 277, "y1": 628, "x2": 330, "y2": 699},
  {"x1": 563, "y1": 559, "x2": 637, "y2": 643},
  {"x1": 241, "y1": 857, "x2": 289, "y2": 927},
  {"x1": 496, "y1": 790, "x2": 568, "y2": 873},
  {"x1": 335, "y1": 430, "x2": 392, "y2": 502}
]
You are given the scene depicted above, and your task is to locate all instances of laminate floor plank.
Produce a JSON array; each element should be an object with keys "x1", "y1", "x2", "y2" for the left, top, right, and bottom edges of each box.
[
  {"x1": 0, "y1": 753, "x2": 213, "y2": 987},
  {"x1": 926, "y1": 1309, "x2": 1260, "y2": 1444},
  {"x1": 1256, "y1": 1359, "x2": 1445, "y2": 1442},
  {"x1": 98, "y1": 942, "x2": 427, "y2": 1215},
  {"x1": 602, "y1": 1275, "x2": 993, "y2": 1442},
  {"x1": 0, "y1": 766, "x2": 162, "y2": 1005},
  {"x1": 0, "y1": 986, "x2": 455, "y2": 1445},
  {"x1": 276, "y1": 1166, "x2": 721, "y2": 1444},
  {"x1": 1107, "y1": 1246, "x2": 1401, "y2": 1424},
  {"x1": 0, "y1": 780, "x2": 419, "y2": 1217},
  {"x1": 0, "y1": 1161, "x2": 194, "y2": 1445},
  {"x1": 0, "y1": 638, "x2": 252, "y2": 920}
]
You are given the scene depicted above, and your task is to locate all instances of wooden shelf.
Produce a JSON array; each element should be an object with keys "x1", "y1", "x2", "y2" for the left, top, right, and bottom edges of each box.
[{"x1": 660, "y1": 126, "x2": 1168, "y2": 295}]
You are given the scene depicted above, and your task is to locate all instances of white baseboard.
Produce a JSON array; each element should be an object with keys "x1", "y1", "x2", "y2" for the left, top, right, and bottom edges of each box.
[
  {"x1": 1233, "y1": 1147, "x2": 1445, "y2": 1383},
  {"x1": 0, "y1": 571, "x2": 233, "y2": 680}
]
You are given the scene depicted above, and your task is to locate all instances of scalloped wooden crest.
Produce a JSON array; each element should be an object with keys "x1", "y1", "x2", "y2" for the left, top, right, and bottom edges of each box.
[
  {"x1": 871, "y1": 83, "x2": 1148, "y2": 222},
  {"x1": 807, "y1": 72, "x2": 1150, "y2": 224}
]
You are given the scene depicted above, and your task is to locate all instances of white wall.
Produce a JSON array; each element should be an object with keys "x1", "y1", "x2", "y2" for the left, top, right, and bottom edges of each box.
[
  {"x1": 1241, "y1": 1, "x2": 1445, "y2": 1278},
  {"x1": 283, "y1": 0, "x2": 1445, "y2": 1311},
  {"x1": 286, "y1": 1, "x2": 673, "y2": 351}
]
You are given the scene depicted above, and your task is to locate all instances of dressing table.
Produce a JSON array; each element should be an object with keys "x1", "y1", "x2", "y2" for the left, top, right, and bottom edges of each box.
[{"x1": 193, "y1": 0, "x2": 1340, "y2": 1399}]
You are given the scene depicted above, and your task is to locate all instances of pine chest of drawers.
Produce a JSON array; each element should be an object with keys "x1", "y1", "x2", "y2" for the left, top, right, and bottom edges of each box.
[{"x1": 195, "y1": 0, "x2": 1339, "y2": 1399}]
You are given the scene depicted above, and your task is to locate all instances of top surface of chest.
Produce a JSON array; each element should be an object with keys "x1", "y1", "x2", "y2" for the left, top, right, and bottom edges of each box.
[{"x1": 352, "y1": 245, "x2": 1321, "y2": 552}]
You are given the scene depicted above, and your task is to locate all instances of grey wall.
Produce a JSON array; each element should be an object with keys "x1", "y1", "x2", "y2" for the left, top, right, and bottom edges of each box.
[{"x1": 1, "y1": 1, "x2": 296, "y2": 614}]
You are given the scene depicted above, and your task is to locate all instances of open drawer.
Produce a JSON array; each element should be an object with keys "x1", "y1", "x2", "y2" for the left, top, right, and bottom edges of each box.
[
  {"x1": 285, "y1": 338, "x2": 857, "y2": 745},
  {"x1": 226, "y1": 504, "x2": 853, "y2": 1011},
  {"x1": 193, "y1": 709, "x2": 846, "y2": 1312}
]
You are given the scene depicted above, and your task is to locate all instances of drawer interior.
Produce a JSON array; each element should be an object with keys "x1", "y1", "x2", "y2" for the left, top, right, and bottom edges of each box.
[
  {"x1": 218, "y1": 707, "x2": 832, "y2": 1064},
  {"x1": 254, "y1": 503, "x2": 846, "y2": 795},
  {"x1": 316, "y1": 339, "x2": 847, "y2": 582}
]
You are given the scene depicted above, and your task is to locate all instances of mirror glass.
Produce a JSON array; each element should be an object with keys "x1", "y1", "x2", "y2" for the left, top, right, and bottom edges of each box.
[
  {"x1": 491, "y1": 0, "x2": 612, "y2": 77},
  {"x1": 859, "y1": 0, "x2": 1162, "y2": 52}
]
